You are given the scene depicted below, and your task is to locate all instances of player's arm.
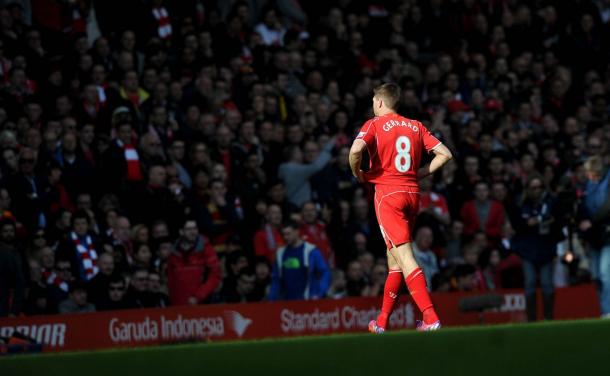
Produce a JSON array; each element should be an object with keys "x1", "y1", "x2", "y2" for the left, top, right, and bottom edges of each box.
[
  {"x1": 349, "y1": 139, "x2": 367, "y2": 182},
  {"x1": 417, "y1": 143, "x2": 453, "y2": 180}
]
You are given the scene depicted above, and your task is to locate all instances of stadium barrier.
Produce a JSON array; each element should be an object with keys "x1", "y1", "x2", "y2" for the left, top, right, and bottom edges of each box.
[{"x1": 0, "y1": 284, "x2": 598, "y2": 352}]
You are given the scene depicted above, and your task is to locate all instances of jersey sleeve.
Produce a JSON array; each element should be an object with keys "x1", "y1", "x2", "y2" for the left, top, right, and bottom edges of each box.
[
  {"x1": 420, "y1": 123, "x2": 442, "y2": 152},
  {"x1": 356, "y1": 119, "x2": 376, "y2": 146}
]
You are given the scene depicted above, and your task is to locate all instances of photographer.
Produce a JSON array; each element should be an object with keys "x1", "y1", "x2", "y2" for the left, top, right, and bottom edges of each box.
[{"x1": 512, "y1": 176, "x2": 560, "y2": 321}]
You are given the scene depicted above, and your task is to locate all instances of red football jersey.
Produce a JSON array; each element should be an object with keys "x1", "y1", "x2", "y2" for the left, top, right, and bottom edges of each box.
[{"x1": 356, "y1": 113, "x2": 441, "y2": 189}]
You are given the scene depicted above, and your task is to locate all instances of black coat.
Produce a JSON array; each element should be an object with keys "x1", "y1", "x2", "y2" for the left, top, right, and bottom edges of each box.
[
  {"x1": 512, "y1": 193, "x2": 561, "y2": 265},
  {"x1": 4, "y1": 173, "x2": 49, "y2": 231},
  {"x1": 0, "y1": 244, "x2": 25, "y2": 316}
]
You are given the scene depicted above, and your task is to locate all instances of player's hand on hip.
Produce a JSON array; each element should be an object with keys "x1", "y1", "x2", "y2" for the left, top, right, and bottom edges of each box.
[
  {"x1": 417, "y1": 167, "x2": 428, "y2": 180},
  {"x1": 356, "y1": 170, "x2": 367, "y2": 183}
]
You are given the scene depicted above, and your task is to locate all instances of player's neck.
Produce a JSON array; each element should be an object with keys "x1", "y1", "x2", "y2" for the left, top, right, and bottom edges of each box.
[{"x1": 377, "y1": 108, "x2": 396, "y2": 117}]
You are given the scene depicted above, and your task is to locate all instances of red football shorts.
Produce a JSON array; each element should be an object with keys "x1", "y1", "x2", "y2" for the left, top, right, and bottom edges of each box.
[{"x1": 373, "y1": 184, "x2": 420, "y2": 249}]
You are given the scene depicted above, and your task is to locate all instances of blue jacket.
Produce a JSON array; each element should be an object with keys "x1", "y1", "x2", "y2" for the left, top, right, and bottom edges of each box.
[
  {"x1": 269, "y1": 242, "x2": 331, "y2": 301},
  {"x1": 584, "y1": 170, "x2": 610, "y2": 218}
]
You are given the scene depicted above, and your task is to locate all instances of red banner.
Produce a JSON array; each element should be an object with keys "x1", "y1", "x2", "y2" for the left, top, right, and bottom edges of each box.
[{"x1": 0, "y1": 285, "x2": 599, "y2": 352}]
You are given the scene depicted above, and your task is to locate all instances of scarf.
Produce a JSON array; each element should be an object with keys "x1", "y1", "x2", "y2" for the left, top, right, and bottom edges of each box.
[
  {"x1": 152, "y1": 7, "x2": 172, "y2": 39},
  {"x1": 71, "y1": 231, "x2": 99, "y2": 280},
  {"x1": 118, "y1": 140, "x2": 143, "y2": 181},
  {"x1": 42, "y1": 268, "x2": 69, "y2": 292},
  {"x1": 264, "y1": 224, "x2": 277, "y2": 251},
  {"x1": 96, "y1": 85, "x2": 107, "y2": 104}
]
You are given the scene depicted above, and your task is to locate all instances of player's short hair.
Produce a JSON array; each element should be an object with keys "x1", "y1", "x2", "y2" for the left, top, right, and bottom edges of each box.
[{"x1": 373, "y1": 83, "x2": 401, "y2": 110}]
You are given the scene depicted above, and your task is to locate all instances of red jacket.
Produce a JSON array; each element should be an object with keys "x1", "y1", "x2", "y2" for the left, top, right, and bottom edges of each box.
[
  {"x1": 167, "y1": 235, "x2": 221, "y2": 306},
  {"x1": 299, "y1": 222, "x2": 333, "y2": 266},
  {"x1": 253, "y1": 225, "x2": 283, "y2": 263},
  {"x1": 460, "y1": 200, "x2": 505, "y2": 240}
]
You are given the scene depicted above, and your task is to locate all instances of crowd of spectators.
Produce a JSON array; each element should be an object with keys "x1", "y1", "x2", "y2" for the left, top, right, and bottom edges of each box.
[{"x1": 1, "y1": 0, "x2": 610, "y2": 320}]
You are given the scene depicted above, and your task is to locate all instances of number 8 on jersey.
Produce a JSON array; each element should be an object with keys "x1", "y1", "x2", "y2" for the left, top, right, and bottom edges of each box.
[{"x1": 394, "y1": 136, "x2": 411, "y2": 173}]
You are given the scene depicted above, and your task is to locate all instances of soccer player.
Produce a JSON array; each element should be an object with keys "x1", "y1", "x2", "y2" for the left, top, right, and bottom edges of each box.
[{"x1": 349, "y1": 83, "x2": 453, "y2": 333}]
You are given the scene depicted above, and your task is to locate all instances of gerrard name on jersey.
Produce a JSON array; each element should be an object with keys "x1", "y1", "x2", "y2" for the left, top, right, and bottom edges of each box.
[{"x1": 381, "y1": 119, "x2": 419, "y2": 133}]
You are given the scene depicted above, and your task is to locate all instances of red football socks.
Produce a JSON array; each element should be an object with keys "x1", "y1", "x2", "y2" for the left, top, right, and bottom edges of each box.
[
  {"x1": 405, "y1": 268, "x2": 439, "y2": 324},
  {"x1": 377, "y1": 269, "x2": 403, "y2": 329}
]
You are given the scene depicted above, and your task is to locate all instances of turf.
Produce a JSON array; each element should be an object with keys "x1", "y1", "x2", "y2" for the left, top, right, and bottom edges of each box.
[{"x1": 1, "y1": 319, "x2": 609, "y2": 376}]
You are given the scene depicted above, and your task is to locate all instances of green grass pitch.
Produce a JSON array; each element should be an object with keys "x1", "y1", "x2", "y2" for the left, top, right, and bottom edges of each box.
[{"x1": 1, "y1": 319, "x2": 609, "y2": 376}]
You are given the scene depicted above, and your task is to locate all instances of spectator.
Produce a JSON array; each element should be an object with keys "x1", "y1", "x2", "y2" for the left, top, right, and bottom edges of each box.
[
  {"x1": 461, "y1": 245, "x2": 486, "y2": 290},
  {"x1": 39, "y1": 246, "x2": 56, "y2": 283},
  {"x1": 57, "y1": 210, "x2": 102, "y2": 282},
  {"x1": 412, "y1": 226, "x2": 439, "y2": 289},
  {"x1": 307, "y1": 140, "x2": 334, "y2": 204},
  {"x1": 419, "y1": 175, "x2": 451, "y2": 227},
  {"x1": 345, "y1": 259, "x2": 368, "y2": 297},
  {"x1": 151, "y1": 220, "x2": 170, "y2": 241},
  {"x1": 55, "y1": 131, "x2": 95, "y2": 200},
  {"x1": 299, "y1": 201, "x2": 333, "y2": 266},
  {"x1": 224, "y1": 251, "x2": 249, "y2": 290},
  {"x1": 255, "y1": 7, "x2": 286, "y2": 46},
  {"x1": 198, "y1": 179, "x2": 241, "y2": 255},
  {"x1": 432, "y1": 273, "x2": 451, "y2": 293},
  {"x1": 453, "y1": 264, "x2": 477, "y2": 292},
  {"x1": 58, "y1": 281, "x2": 96, "y2": 314},
  {"x1": 348, "y1": 198, "x2": 385, "y2": 255},
  {"x1": 253, "y1": 204, "x2": 284, "y2": 263},
  {"x1": 131, "y1": 164, "x2": 183, "y2": 231},
  {"x1": 477, "y1": 248, "x2": 503, "y2": 290},
  {"x1": 512, "y1": 176, "x2": 558, "y2": 321},
  {"x1": 153, "y1": 236, "x2": 173, "y2": 270},
  {"x1": 147, "y1": 272, "x2": 169, "y2": 308},
  {"x1": 580, "y1": 156, "x2": 610, "y2": 318},
  {"x1": 131, "y1": 224, "x2": 150, "y2": 245},
  {"x1": 101, "y1": 121, "x2": 143, "y2": 194},
  {"x1": 44, "y1": 162, "x2": 75, "y2": 217},
  {"x1": 460, "y1": 181, "x2": 505, "y2": 244},
  {"x1": 46, "y1": 257, "x2": 74, "y2": 310},
  {"x1": 86, "y1": 252, "x2": 115, "y2": 308},
  {"x1": 211, "y1": 125, "x2": 239, "y2": 183},
  {"x1": 0, "y1": 235, "x2": 25, "y2": 316},
  {"x1": 252, "y1": 256, "x2": 271, "y2": 301},
  {"x1": 327, "y1": 269, "x2": 347, "y2": 299},
  {"x1": 120, "y1": 70, "x2": 149, "y2": 109},
  {"x1": 106, "y1": 216, "x2": 133, "y2": 270},
  {"x1": 24, "y1": 283, "x2": 54, "y2": 316},
  {"x1": 124, "y1": 268, "x2": 152, "y2": 308},
  {"x1": 445, "y1": 220, "x2": 464, "y2": 265},
  {"x1": 97, "y1": 275, "x2": 130, "y2": 311},
  {"x1": 363, "y1": 263, "x2": 388, "y2": 297},
  {"x1": 167, "y1": 220, "x2": 221, "y2": 305},
  {"x1": 225, "y1": 267, "x2": 258, "y2": 303},
  {"x1": 138, "y1": 132, "x2": 166, "y2": 172},
  {"x1": 133, "y1": 243, "x2": 153, "y2": 270},
  {"x1": 5, "y1": 147, "x2": 47, "y2": 230},
  {"x1": 328, "y1": 200, "x2": 353, "y2": 268},
  {"x1": 278, "y1": 138, "x2": 334, "y2": 207},
  {"x1": 167, "y1": 138, "x2": 192, "y2": 189},
  {"x1": 358, "y1": 251, "x2": 375, "y2": 281},
  {"x1": 269, "y1": 221, "x2": 330, "y2": 300},
  {"x1": 236, "y1": 152, "x2": 267, "y2": 211},
  {"x1": 328, "y1": 146, "x2": 358, "y2": 202}
]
